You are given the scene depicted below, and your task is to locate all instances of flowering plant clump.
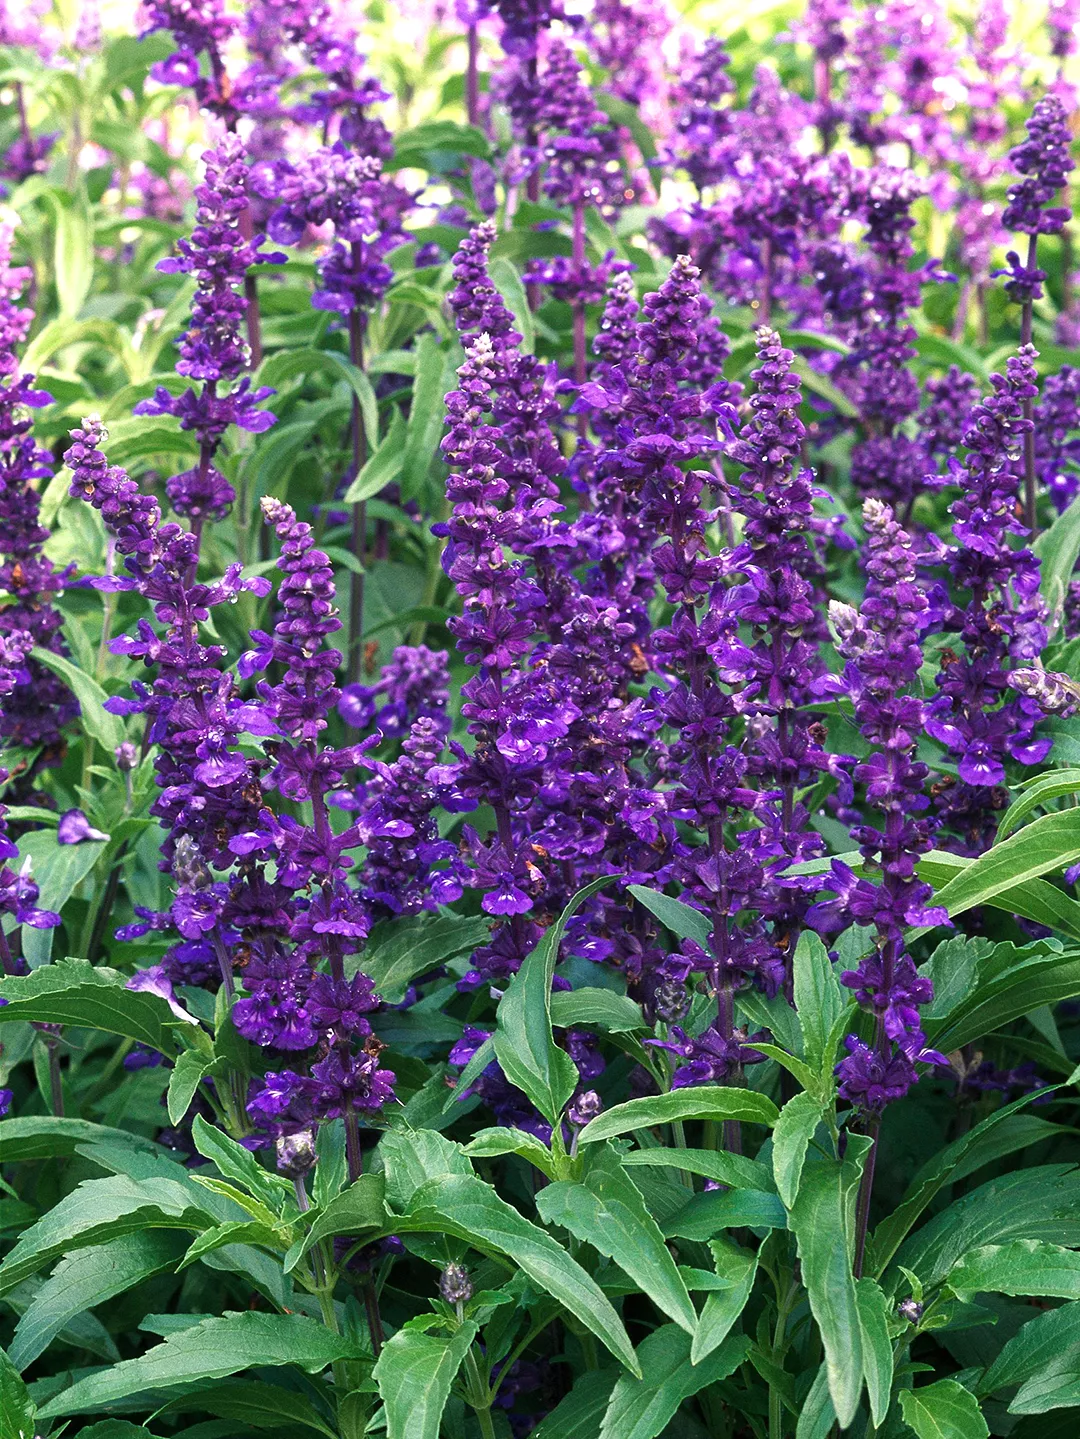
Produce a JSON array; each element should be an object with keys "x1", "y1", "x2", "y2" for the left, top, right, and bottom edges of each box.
[{"x1": 7, "y1": 3, "x2": 1080, "y2": 1437}]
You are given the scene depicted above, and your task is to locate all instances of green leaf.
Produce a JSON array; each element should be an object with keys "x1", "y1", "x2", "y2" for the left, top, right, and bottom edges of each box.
[
  {"x1": 53, "y1": 196, "x2": 94, "y2": 319},
  {"x1": 930, "y1": 810, "x2": 1080, "y2": 920},
  {"x1": 662, "y1": 1188, "x2": 787, "y2": 1239},
  {"x1": 856, "y1": 1277, "x2": 893, "y2": 1428},
  {"x1": 870, "y1": 1089, "x2": 1063, "y2": 1275},
  {"x1": 980, "y1": 1300, "x2": 1080, "y2": 1396},
  {"x1": 895, "y1": 1165, "x2": 1080, "y2": 1289},
  {"x1": 898, "y1": 1380, "x2": 988, "y2": 1439},
  {"x1": 361, "y1": 913, "x2": 491, "y2": 1005},
  {"x1": 0, "y1": 1174, "x2": 215, "y2": 1295},
  {"x1": 343, "y1": 404, "x2": 406, "y2": 504},
  {"x1": 283, "y1": 1175, "x2": 387, "y2": 1274},
  {"x1": 37, "y1": 1311, "x2": 358, "y2": 1417},
  {"x1": 494, "y1": 877, "x2": 616, "y2": 1126},
  {"x1": 549, "y1": 988, "x2": 644, "y2": 1032},
  {"x1": 0, "y1": 961, "x2": 180, "y2": 1058},
  {"x1": 23, "y1": 316, "x2": 138, "y2": 377},
  {"x1": 626, "y1": 885, "x2": 711, "y2": 949},
  {"x1": 464, "y1": 1127, "x2": 557, "y2": 1178},
  {"x1": 179, "y1": 1221, "x2": 281, "y2": 1270},
  {"x1": 158, "y1": 1381, "x2": 338, "y2": 1436},
  {"x1": 790, "y1": 354, "x2": 860, "y2": 418},
  {"x1": 793, "y1": 930, "x2": 846, "y2": 1074},
  {"x1": 191, "y1": 1116, "x2": 291, "y2": 1214},
  {"x1": 400, "y1": 331, "x2": 453, "y2": 501},
  {"x1": 578, "y1": 1086, "x2": 778, "y2": 1145},
  {"x1": 31, "y1": 645, "x2": 123, "y2": 751},
  {"x1": 927, "y1": 953, "x2": 1080, "y2": 1054},
  {"x1": 380, "y1": 1129, "x2": 473, "y2": 1210},
  {"x1": 691, "y1": 1241, "x2": 758, "y2": 1364},
  {"x1": 773, "y1": 1092, "x2": 827, "y2": 1209},
  {"x1": 795, "y1": 1363, "x2": 837, "y2": 1439},
  {"x1": 620, "y1": 1146, "x2": 775, "y2": 1193},
  {"x1": 537, "y1": 1147, "x2": 697, "y2": 1334},
  {"x1": 0, "y1": 1116, "x2": 159, "y2": 1163},
  {"x1": 996, "y1": 769, "x2": 1080, "y2": 840},
  {"x1": 598, "y1": 1326, "x2": 749, "y2": 1439},
  {"x1": 399, "y1": 1173, "x2": 640, "y2": 1374},
  {"x1": 372, "y1": 1319, "x2": 478, "y2": 1439},
  {"x1": 1035, "y1": 491, "x2": 1080, "y2": 619},
  {"x1": 8, "y1": 1232, "x2": 185, "y2": 1370},
  {"x1": 947, "y1": 1240, "x2": 1080, "y2": 1300},
  {"x1": 0, "y1": 1347, "x2": 34, "y2": 1439},
  {"x1": 532, "y1": 1370, "x2": 620, "y2": 1439},
  {"x1": 256, "y1": 348, "x2": 378, "y2": 445},
  {"x1": 789, "y1": 1141, "x2": 873, "y2": 1428},
  {"x1": 489, "y1": 257, "x2": 535, "y2": 355},
  {"x1": 168, "y1": 1051, "x2": 215, "y2": 1125}
]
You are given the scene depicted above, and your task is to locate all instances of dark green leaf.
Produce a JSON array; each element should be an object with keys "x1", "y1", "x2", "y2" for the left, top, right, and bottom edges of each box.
[
  {"x1": 789, "y1": 1141, "x2": 873, "y2": 1428},
  {"x1": 549, "y1": 988, "x2": 644, "y2": 1032},
  {"x1": 948, "y1": 1240, "x2": 1080, "y2": 1300},
  {"x1": 489, "y1": 258, "x2": 534, "y2": 354},
  {"x1": 372, "y1": 1319, "x2": 478, "y2": 1439},
  {"x1": 898, "y1": 1380, "x2": 988, "y2": 1439},
  {"x1": 531, "y1": 1370, "x2": 619, "y2": 1439},
  {"x1": 579, "y1": 1087, "x2": 778, "y2": 1145},
  {"x1": 1009, "y1": 1348, "x2": 1080, "y2": 1414},
  {"x1": 793, "y1": 930, "x2": 846, "y2": 1074},
  {"x1": 598, "y1": 1326, "x2": 749, "y2": 1439},
  {"x1": 871, "y1": 1090, "x2": 1064, "y2": 1275},
  {"x1": 980, "y1": 1301, "x2": 1080, "y2": 1395},
  {"x1": 494, "y1": 877, "x2": 616, "y2": 1125},
  {"x1": 896, "y1": 1165, "x2": 1080, "y2": 1289},
  {"x1": 795, "y1": 1363, "x2": 836, "y2": 1439},
  {"x1": 662, "y1": 1188, "x2": 787, "y2": 1239},
  {"x1": 400, "y1": 332, "x2": 454, "y2": 501},
  {"x1": 191, "y1": 1116, "x2": 291, "y2": 1214},
  {"x1": 158, "y1": 1381, "x2": 337, "y2": 1436},
  {"x1": 691, "y1": 1241, "x2": 758, "y2": 1364},
  {"x1": 1034, "y1": 492, "x2": 1080, "y2": 618},
  {"x1": 0, "y1": 962, "x2": 180, "y2": 1058},
  {"x1": 37, "y1": 1312, "x2": 358, "y2": 1417},
  {"x1": 342, "y1": 404, "x2": 405, "y2": 503},
  {"x1": 0, "y1": 1117, "x2": 160, "y2": 1163},
  {"x1": 360, "y1": 913, "x2": 491, "y2": 1004},
  {"x1": 380, "y1": 1129, "x2": 473, "y2": 1210},
  {"x1": 0, "y1": 1347, "x2": 34, "y2": 1439},
  {"x1": 930, "y1": 810, "x2": 1080, "y2": 919},
  {"x1": 284, "y1": 1175, "x2": 386, "y2": 1274},
  {"x1": 537, "y1": 1147, "x2": 697, "y2": 1333},
  {"x1": 8, "y1": 1232, "x2": 185, "y2": 1370},
  {"x1": 620, "y1": 1146, "x2": 774, "y2": 1193},
  {"x1": 773, "y1": 1092, "x2": 827, "y2": 1210},
  {"x1": 856, "y1": 1278, "x2": 893, "y2": 1427},
  {"x1": 626, "y1": 885, "x2": 711, "y2": 948},
  {"x1": 400, "y1": 1173, "x2": 639, "y2": 1374},
  {"x1": 0, "y1": 1174, "x2": 215, "y2": 1295}
]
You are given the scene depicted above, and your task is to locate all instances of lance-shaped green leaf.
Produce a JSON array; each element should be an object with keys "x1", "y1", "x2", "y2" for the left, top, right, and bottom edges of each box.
[
  {"x1": 870, "y1": 1088, "x2": 1062, "y2": 1275},
  {"x1": 399, "y1": 1173, "x2": 639, "y2": 1374},
  {"x1": 626, "y1": 885, "x2": 711, "y2": 948},
  {"x1": 380, "y1": 1129, "x2": 473, "y2": 1210},
  {"x1": 0, "y1": 1347, "x2": 35, "y2": 1439},
  {"x1": 1035, "y1": 489, "x2": 1080, "y2": 619},
  {"x1": 158, "y1": 1381, "x2": 338, "y2": 1436},
  {"x1": 1008, "y1": 1347, "x2": 1080, "y2": 1414},
  {"x1": 996, "y1": 768, "x2": 1080, "y2": 840},
  {"x1": 532, "y1": 1370, "x2": 620, "y2": 1439},
  {"x1": 494, "y1": 877, "x2": 616, "y2": 1125},
  {"x1": 372, "y1": 1319, "x2": 478, "y2": 1439},
  {"x1": 549, "y1": 988, "x2": 645, "y2": 1033},
  {"x1": 0, "y1": 961, "x2": 180, "y2": 1058},
  {"x1": 979, "y1": 1301, "x2": 1080, "y2": 1396},
  {"x1": 598, "y1": 1326, "x2": 749, "y2": 1439},
  {"x1": 191, "y1": 1116, "x2": 292, "y2": 1214},
  {"x1": 37, "y1": 1311, "x2": 359, "y2": 1417},
  {"x1": 691, "y1": 1241, "x2": 758, "y2": 1364},
  {"x1": 620, "y1": 1146, "x2": 774, "y2": 1193},
  {"x1": 898, "y1": 1380, "x2": 988, "y2": 1439},
  {"x1": 284, "y1": 1175, "x2": 387, "y2": 1274},
  {"x1": 930, "y1": 810, "x2": 1080, "y2": 920},
  {"x1": 399, "y1": 331, "x2": 455, "y2": 502},
  {"x1": 343, "y1": 403, "x2": 405, "y2": 503},
  {"x1": 793, "y1": 931, "x2": 846, "y2": 1073},
  {"x1": 8, "y1": 1232, "x2": 186, "y2": 1370},
  {"x1": 789, "y1": 1140, "x2": 872, "y2": 1428},
  {"x1": 361, "y1": 912, "x2": 492, "y2": 1004},
  {"x1": 536, "y1": 1147, "x2": 697, "y2": 1334},
  {"x1": 947, "y1": 1240, "x2": 1080, "y2": 1300},
  {"x1": 31, "y1": 646, "x2": 124, "y2": 751},
  {"x1": 795, "y1": 1363, "x2": 836, "y2": 1439},
  {"x1": 773, "y1": 1092, "x2": 827, "y2": 1209},
  {"x1": 0, "y1": 1117, "x2": 160, "y2": 1163},
  {"x1": 855, "y1": 1278, "x2": 893, "y2": 1428},
  {"x1": 578, "y1": 1087, "x2": 778, "y2": 1145},
  {"x1": 0, "y1": 1174, "x2": 219, "y2": 1295},
  {"x1": 168, "y1": 1051, "x2": 216, "y2": 1125}
]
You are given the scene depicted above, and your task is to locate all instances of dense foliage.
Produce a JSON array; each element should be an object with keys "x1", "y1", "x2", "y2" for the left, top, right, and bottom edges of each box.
[{"x1": 6, "y1": 1, "x2": 1080, "y2": 1435}]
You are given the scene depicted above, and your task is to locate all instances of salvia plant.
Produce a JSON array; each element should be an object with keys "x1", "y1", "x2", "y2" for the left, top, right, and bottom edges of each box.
[{"x1": 9, "y1": 4, "x2": 1080, "y2": 1439}]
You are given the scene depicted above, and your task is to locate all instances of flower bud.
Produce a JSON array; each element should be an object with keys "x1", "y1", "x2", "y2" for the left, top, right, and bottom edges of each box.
[
  {"x1": 439, "y1": 1262, "x2": 473, "y2": 1306},
  {"x1": 276, "y1": 1127, "x2": 317, "y2": 1179},
  {"x1": 567, "y1": 1090, "x2": 602, "y2": 1128},
  {"x1": 115, "y1": 741, "x2": 138, "y2": 772}
]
